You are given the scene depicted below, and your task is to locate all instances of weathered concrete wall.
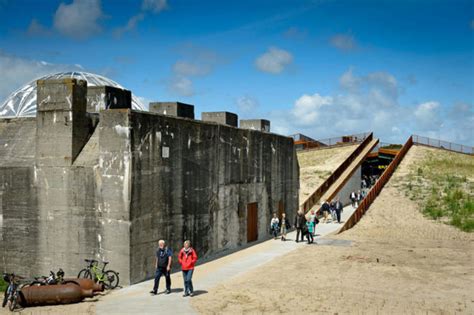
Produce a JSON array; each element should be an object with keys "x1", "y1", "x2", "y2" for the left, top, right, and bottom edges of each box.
[
  {"x1": 0, "y1": 80, "x2": 298, "y2": 286},
  {"x1": 128, "y1": 111, "x2": 299, "y2": 283}
]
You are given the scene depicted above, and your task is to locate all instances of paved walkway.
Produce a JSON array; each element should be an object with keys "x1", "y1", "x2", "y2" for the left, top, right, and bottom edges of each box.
[{"x1": 96, "y1": 205, "x2": 356, "y2": 315}]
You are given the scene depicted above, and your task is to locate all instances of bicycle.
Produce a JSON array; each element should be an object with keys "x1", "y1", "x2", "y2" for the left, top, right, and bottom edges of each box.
[
  {"x1": 30, "y1": 269, "x2": 76, "y2": 286},
  {"x1": 77, "y1": 259, "x2": 119, "y2": 289},
  {"x1": 2, "y1": 273, "x2": 26, "y2": 311}
]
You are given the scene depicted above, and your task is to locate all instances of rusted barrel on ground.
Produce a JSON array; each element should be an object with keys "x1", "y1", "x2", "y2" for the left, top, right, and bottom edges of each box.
[
  {"x1": 65, "y1": 278, "x2": 104, "y2": 292},
  {"x1": 20, "y1": 283, "x2": 94, "y2": 306}
]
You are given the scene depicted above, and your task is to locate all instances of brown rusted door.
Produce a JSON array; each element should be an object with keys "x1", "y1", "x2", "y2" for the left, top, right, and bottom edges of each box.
[
  {"x1": 247, "y1": 202, "x2": 258, "y2": 242},
  {"x1": 278, "y1": 200, "x2": 284, "y2": 218}
]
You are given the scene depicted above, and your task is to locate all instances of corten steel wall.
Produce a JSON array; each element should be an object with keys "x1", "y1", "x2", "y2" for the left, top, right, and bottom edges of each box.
[{"x1": 127, "y1": 111, "x2": 299, "y2": 283}]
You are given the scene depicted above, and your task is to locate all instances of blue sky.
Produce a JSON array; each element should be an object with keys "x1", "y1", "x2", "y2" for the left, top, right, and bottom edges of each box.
[{"x1": 0, "y1": 0, "x2": 473, "y2": 144}]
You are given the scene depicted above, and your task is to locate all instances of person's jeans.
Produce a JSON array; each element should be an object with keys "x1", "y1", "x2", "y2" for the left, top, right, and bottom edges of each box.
[
  {"x1": 271, "y1": 227, "x2": 278, "y2": 238},
  {"x1": 152, "y1": 267, "x2": 171, "y2": 293},
  {"x1": 336, "y1": 209, "x2": 341, "y2": 223},
  {"x1": 306, "y1": 232, "x2": 313, "y2": 243},
  {"x1": 182, "y1": 269, "x2": 194, "y2": 294}
]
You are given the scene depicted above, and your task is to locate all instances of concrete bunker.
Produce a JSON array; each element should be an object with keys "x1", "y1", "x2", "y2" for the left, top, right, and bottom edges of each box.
[{"x1": 0, "y1": 76, "x2": 299, "y2": 285}]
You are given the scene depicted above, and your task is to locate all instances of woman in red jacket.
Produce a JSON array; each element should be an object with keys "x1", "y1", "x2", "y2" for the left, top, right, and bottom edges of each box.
[{"x1": 178, "y1": 240, "x2": 198, "y2": 297}]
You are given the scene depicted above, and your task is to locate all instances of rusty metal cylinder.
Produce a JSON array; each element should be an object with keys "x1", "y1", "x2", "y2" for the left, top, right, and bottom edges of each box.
[
  {"x1": 65, "y1": 278, "x2": 104, "y2": 292},
  {"x1": 20, "y1": 283, "x2": 94, "y2": 306}
]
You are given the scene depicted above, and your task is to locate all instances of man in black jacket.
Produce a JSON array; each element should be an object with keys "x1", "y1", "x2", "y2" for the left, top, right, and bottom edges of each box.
[
  {"x1": 150, "y1": 240, "x2": 173, "y2": 295},
  {"x1": 294, "y1": 210, "x2": 306, "y2": 242}
]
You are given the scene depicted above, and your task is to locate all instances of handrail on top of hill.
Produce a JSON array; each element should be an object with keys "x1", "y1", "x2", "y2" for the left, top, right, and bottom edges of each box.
[
  {"x1": 412, "y1": 135, "x2": 473, "y2": 155},
  {"x1": 338, "y1": 135, "x2": 414, "y2": 233}
]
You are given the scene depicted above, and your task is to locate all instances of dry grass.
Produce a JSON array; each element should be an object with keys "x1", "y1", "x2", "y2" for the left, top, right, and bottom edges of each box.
[{"x1": 297, "y1": 145, "x2": 358, "y2": 204}]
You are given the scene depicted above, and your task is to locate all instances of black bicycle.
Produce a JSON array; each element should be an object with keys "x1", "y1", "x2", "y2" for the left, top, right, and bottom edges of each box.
[
  {"x1": 77, "y1": 259, "x2": 119, "y2": 289},
  {"x1": 2, "y1": 273, "x2": 26, "y2": 311}
]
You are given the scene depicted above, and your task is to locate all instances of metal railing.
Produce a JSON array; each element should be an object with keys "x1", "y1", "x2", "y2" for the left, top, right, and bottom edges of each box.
[
  {"x1": 295, "y1": 132, "x2": 372, "y2": 152},
  {"x1": 412, "y1": 135, "x2": 473, "y2": 155},
  {"x1": 301, "y1": 132, "x2": 374, "y2": 213},
  {"x1": 339, "y1": 136, "x2": 414, "y2": 233}
]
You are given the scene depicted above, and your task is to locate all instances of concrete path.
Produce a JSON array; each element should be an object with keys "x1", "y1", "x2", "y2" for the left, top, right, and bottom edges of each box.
[{"x1": 96, "y1": 205, "x2": 356, "y2": 315}]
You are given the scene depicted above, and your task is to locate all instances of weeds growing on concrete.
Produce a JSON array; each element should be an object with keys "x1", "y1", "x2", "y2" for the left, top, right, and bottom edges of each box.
[{"x1": 402, "y1": 150, "x2": 474, "y2": 232}]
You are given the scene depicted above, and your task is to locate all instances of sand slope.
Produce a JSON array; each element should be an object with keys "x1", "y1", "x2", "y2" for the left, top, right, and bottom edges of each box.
[
  {"x1": 298, "y1": 145, "x2": 359, "y2": 205},
  {"x1": 191, "y1": 145, "x2": 474, "y2": 314}
]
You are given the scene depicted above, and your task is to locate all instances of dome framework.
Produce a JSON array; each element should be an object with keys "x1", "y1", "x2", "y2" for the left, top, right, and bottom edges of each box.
[{"x1": 0, "y1": 72, "x2": 145, "y2": 117}]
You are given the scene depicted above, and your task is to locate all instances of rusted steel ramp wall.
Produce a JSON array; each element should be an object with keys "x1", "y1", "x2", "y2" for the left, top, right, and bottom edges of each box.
[
  {"x1": 302, "y1": 132, "x2": 379, "y2": 214},
  {"x1": 339, "y1": 136, "x2": 414, "y2": 233}
]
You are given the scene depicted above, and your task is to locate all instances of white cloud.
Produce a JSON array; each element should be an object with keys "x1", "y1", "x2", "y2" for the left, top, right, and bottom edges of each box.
[
  {"x1": 142, "y1": 0, "x2": 168, "y2": 13},
  {"x1": 168, "y1": 76, "x2": 194, "y2": 97},
  {"x1": 255, "y1": 47, "x2": 293, "y2": 74},
  {"x1": 0, "y1": 50, "x2": 82, "y2": 103},
  {"x1": 414, "y1": 101, "x2": 442, "y2": 131},
  {"x1": 173, "y1": 61, "x2": 211, "y2": 77},
  {"x1": 114, "y1": 13, "x2": 145, "y2": 37},
  {"x1": 54, "y1": 0, "x2": 103, "y2": 39},
  {"x1": 167, "y1": 45, "x2": 221, "y2": 97},
  {"x1": 269, "y1": 68, "x2": 473, "y2": 145},
  {"x1": 27, "y1": 19, "x2": 51, "y2": 36},
  {"x1": 236, "y1": 96, "x2": 259, "y2": 114},
  {"x1": 329, "y1": 34, "x2": 357, "y2": 51},
  {"x1": 114, "y1": 0, "x2": 167, "y2": 37},
  {"x1": 292, "y1": 93, "x2": 333, "y2": 125}
]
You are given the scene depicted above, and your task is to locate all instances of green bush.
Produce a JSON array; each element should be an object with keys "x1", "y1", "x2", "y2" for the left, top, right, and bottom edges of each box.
[{"x1": 0, "y1": 277, "x2": 8, "y2": 292}]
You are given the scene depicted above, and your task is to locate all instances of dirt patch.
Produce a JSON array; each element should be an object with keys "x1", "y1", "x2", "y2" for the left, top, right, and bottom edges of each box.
[{"x1": 191, "y1": 145, "x2": 474, "y2": 314}]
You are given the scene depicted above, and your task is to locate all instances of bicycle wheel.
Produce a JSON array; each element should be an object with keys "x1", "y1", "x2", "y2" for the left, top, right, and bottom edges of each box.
[
  {"x1": 8, "y1": 294, "x2": 17, "y2": 311},
  {"x1": 2, "y1": 290, "x2": 8, "y2": 308},
  {"x1": 103, "y1": 270, "x2": 119, "y2": 289},
  {"x1": 77, "y1": 269, "x2": 92, "y2": 279}
]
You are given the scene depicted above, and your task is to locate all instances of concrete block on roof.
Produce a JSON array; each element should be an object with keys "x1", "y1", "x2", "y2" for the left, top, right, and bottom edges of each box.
[
  {"x1": 201, "y1": 111, "x2": 238, "y2": 127},
  {"x1": 87, "y1": 86, "x2": 131, "y2": 112},
  {"x1": 240, "y1": 119, "x2": 270, "y2": 132},
  {"x1": 149, "y1": 102, "x2": 195, "y2": 119}
]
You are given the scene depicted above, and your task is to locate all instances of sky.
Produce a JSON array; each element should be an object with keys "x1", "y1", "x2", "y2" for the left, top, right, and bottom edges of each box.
[{"x1": 0, "y1": 0, "x2": 473, "y2": 145}]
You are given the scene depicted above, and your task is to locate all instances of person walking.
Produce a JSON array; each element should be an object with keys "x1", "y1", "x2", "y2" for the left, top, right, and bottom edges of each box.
[
  {"x1": 330, "y1": 199, "x2": 337, "y2": 223},
  {"x1": 150, "y1": 240, "x2": 172, "y2": 295},
  {"x1": 279, "y1": 213, "x2": 291, "y2": 241},
  {"x1": 305, "y1": 218, "x2": 314, "y2": 244},
  {"x1": 270, "y1": 213, "x2": 280, "y2": 240},
  {"x1": 309, "y1": 210, "x2": 318, "y2": 236},
  {"x1": 350, "y1": 191, "x2": 357, "y2": 207},
  {"x1": 294, "y1": 210, "x2": 306, "y2": 242},
  {"x1": 178, "y1": 240, "x2": 198, "y2": 297},
  {"x1": 334, "y1": 198, "x2": 343, "y2": 224},
  {"x1": 356, "y1": 190, "x2": 362, "y2": 207},
  {"x1": 321, "y1": 200, "x2": 330, "y2": 223}
]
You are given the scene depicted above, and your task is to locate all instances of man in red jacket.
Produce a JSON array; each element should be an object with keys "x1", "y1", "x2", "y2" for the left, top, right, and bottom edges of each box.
[{"x1": 178, "y1": 240, "x2": 198, "y2": 297}]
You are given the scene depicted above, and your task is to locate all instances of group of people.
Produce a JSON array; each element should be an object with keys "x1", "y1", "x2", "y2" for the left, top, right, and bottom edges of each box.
[
  {"x1": 150, "y1": 240, "x2": 198, "y2": 297},
  {"x1": 320, "y1": 198, "x2": 344, "y2": 223},
  {"x1": 270, "y1": 210, "x2": 319, "y2": 244}
]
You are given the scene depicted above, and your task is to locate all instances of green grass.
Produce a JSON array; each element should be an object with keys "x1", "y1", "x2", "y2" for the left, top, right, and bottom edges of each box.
[
  {"x1": 401, "y1": 150, "x2": 474, "y2": 232},
  {"x1": 0, "y1": 278, "x2": 7, "y2": 292}
]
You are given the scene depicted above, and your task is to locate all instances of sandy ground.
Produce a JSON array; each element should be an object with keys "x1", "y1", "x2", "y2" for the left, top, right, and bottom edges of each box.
[
  {"x1": 297, "y1": 145, "x2": 358, "y2": 204},
  {"x1": 0, "y1": 296, "x2": 98, "y2": 315},
  {"x1": 191, "y1": 145, "x2": 474, "y2": 314}
]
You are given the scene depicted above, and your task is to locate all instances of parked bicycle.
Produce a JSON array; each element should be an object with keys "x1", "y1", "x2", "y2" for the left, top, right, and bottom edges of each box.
[
  {"x1": 30, "y1": 269, "x2": 76, "y2": 286},
  {"x1": 77, "y1": 259, "x2": 119, "y2": 289},
  {"x1": 2, "y1": 273, "x2": 26, "y2": 311}
]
